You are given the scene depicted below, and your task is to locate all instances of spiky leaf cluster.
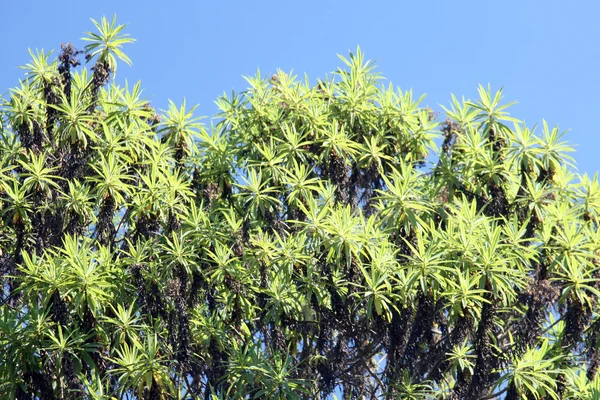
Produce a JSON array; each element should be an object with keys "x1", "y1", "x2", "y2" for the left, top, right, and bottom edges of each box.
[{"x1": 1, "y1": 17, "x2": 600, "y2": 400}]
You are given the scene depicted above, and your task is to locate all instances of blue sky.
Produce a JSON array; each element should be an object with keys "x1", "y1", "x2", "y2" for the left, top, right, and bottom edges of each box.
[{"x1": 1, "y1": 0, "x2": 598, "y2": 175}]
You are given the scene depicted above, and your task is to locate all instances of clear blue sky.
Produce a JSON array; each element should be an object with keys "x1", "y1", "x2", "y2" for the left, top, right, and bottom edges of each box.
[{"x1": 1, "y1": 0, "x2": 598, "y2": 175}]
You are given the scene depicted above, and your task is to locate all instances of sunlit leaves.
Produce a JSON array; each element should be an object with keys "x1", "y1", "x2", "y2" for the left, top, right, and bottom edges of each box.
[
  {"x1": 20, "y1": 48, "x2": 58, "y2": 88},
  {"x1": 496, "y1": 339, "x2": 563, "y2": 400},
  {"x1": 101, "y1": 303, "x2": 144, "y2": 348},
  {"x1": 263, "y1": 274, "x2": 302, "y2": 322},
  {"x1": 358, "y1": 134, "x2": 392, "y2": 171},
  {"x1": 109, "y1": 334, "x2": 174, "y2": 399},
  {"x1": 51, "y1": 90, "x2": 96, "y2": 147},
  {"x1": 403, "y1": 230, "x2": 450, "y2": 294},
  {"x1": 236, "y1": 168, "x2": 282, "y2": 219},
  {"x1": 18, "y1": 152, "x2": 61, "y2": 195},
  {"x1": 58, "y1": 235, "x2": 117, "y2": 318},
  {"x1": 106, "y1": 80, "x2": 153, "y2": 124},
  {"x1": 58, "y1": 180, "x2": 95, "y2": 226},
  {"x1": 441, "y1": 269, "x2": 489, "y2": 319},
  {"x1": 506, "y1": 122, "x2": 543, "y2": 174},
  {"x1": 250, "y1": 352, "x2": 311, "y2": 399},
  {"x1": 283, "y1": 160, "x2": 320, "y2": 208},
  {"x1": 353, "y1": 254, "x2": 400, "y2": 321},
  {"x1": 577, "y1": 173, "x2": 600, "y2": 223},
  {"x1": 539, "y1": 119, "x2": 575, "y2": 174},
  {"x1": 446, "y1": 341, "x2": 476, "y2": 377},
  {"x1": 515, "y1": 175, "x2": 555, "y2": 217},
  {"x1": 376, "y1": 161, "x2": 431, "y2": 231},
  {"x1": 467, "y1": 84, "x2": 518, "y2": 136},
  {"x1": 5, "y1": 80, "x2": 43, "y2": 132},
  {"x1": 159, "y1": 99, "x2": 204, "y2": 158},
  {"x1": 18, "y1": 235, "x2": 117, "y2": 321},
  {"x1": 322, "y1": 205, "x2": 363, "y2": 268},
  {"x1": 388, "y1": 371, "x2": 434, "y2": 400},
  {"x1": 44, "y1": 325, "x2": 97, "y2": 380},
  {"x1": 320, "y1": 121, "x2": 360, "y2": 162},
  {"x1": 83, "y1": 15, "x2": 135, "y2": 73},
  {"x1": 274, "y1": 124, "x2": 313, "y2": 164},
  {"x1": 441, "y1": 94, "x2": 478, "y2": 128},
  {"x1": 89, "y1": 153, "x2": 132, "y2": 203},
  {"x1": 335, "y1": 46, "x2": 381, "y2": 126},
  {"x1": 160, "y1": 231, "x2": 197, "y2": 274},
  {"x1": 3, "y1": 24, "x2": 600, "y2": 400},
  {"x1": 205, "y1": 242, "x2": 238, "y2": 284}
]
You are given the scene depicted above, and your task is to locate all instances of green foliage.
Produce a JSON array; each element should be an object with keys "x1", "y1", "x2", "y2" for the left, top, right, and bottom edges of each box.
[{"x1": 1, "y1": 17, "x2": 600, "y2": 400}]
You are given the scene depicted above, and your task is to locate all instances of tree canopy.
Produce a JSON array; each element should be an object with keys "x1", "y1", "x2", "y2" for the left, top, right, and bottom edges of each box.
[{"x1": 1, "y1": 16, "x2": 600, "y2": 400}]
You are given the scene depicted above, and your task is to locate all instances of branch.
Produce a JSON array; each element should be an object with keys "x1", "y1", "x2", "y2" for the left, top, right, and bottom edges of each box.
[{"x1": 479, "y1": 385, "x2": 508, "y2": 400}]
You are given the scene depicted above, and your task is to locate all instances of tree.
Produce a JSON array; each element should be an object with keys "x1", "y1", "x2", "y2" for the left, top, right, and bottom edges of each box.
[{"x1": 1, "y1": 16, "x2": 600, "y2": 400}]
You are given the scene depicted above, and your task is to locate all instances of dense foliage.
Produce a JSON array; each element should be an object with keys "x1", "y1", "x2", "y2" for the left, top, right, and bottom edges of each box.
[{"x1": 1, "y1": 17, "x2": 600, "y2": 399}]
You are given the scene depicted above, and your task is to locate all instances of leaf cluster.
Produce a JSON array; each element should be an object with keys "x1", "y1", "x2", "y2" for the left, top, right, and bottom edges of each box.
[{"x1": 1, "y1": 17, "x2": 600, "y2": 400}]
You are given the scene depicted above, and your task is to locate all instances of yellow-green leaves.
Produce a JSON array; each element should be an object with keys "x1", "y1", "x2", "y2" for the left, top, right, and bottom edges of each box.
[
  {"x1": 159, "y1": 99, "x2": 205, "y2": 158},
  {"x1": 83, "y1": 15, "x2": 135, "y2": 74},
  {"x1": 376, "y1": 161, "x2": 432, "y2": 232},
  {"x1": 4, "y1": 23, "x2": 600, "y2": 399}
]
